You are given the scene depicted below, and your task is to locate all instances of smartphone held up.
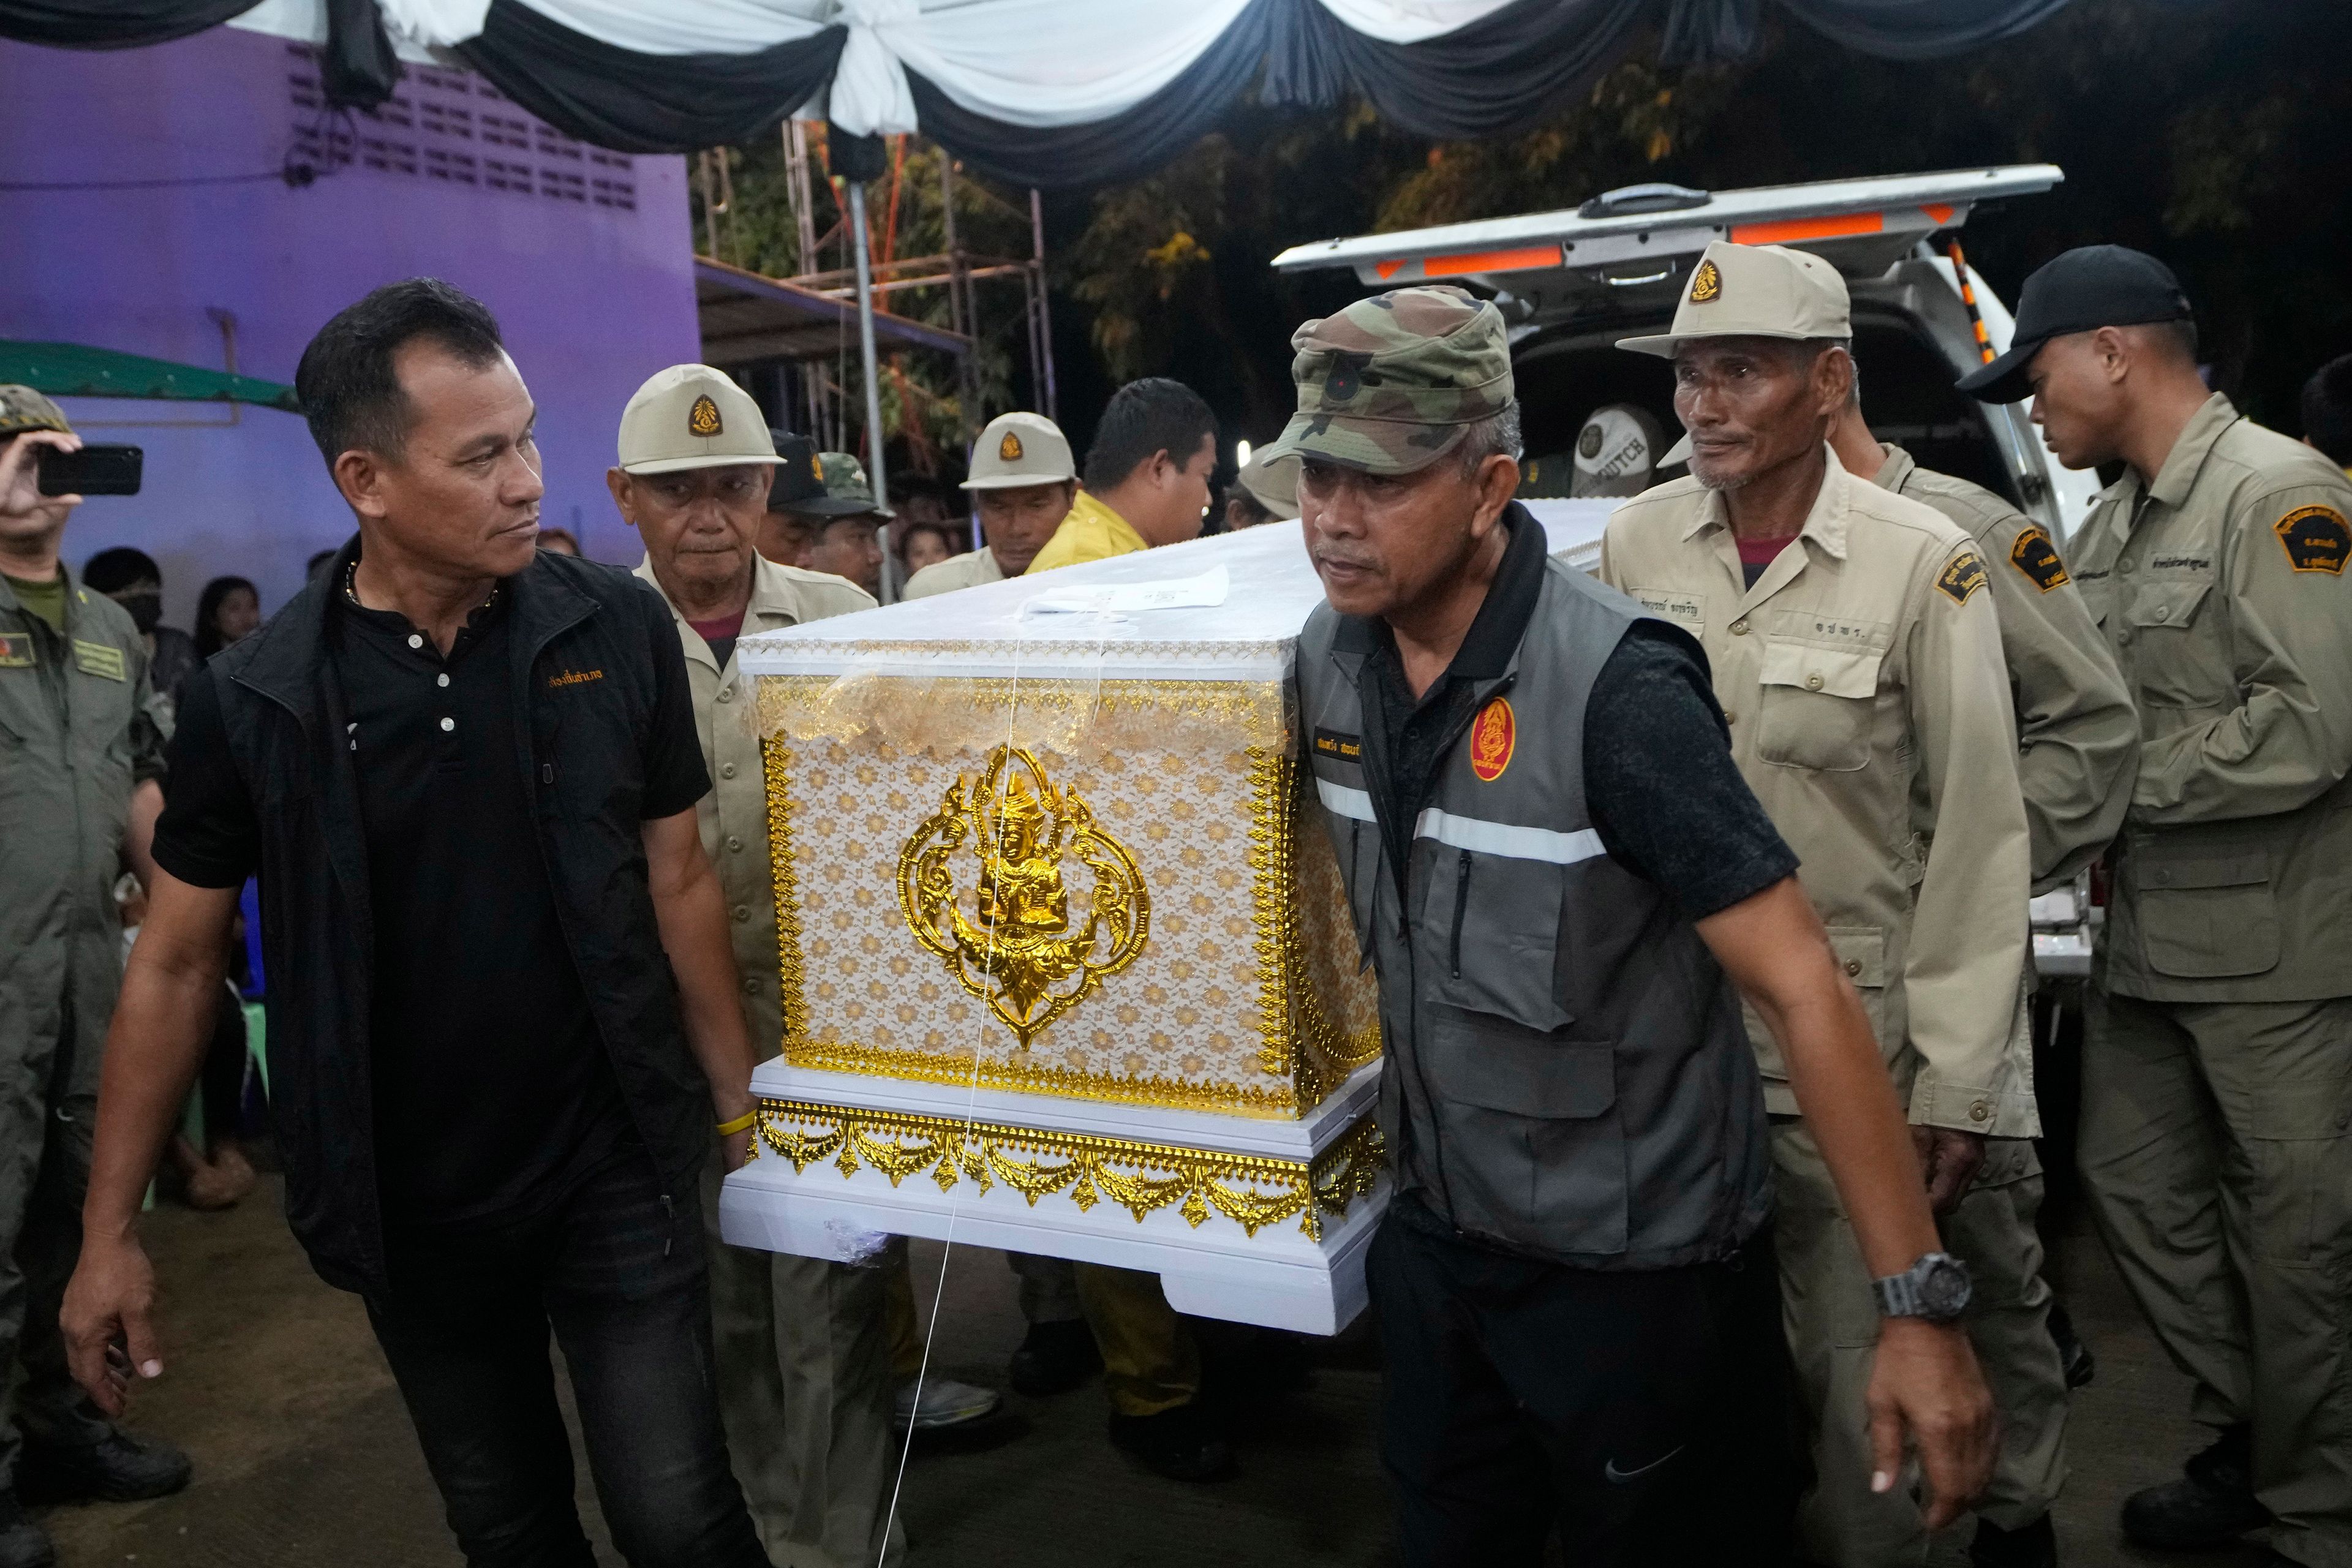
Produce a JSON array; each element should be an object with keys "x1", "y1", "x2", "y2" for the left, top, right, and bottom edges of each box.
[{"x1": 37, "y1": 444, "x2": 143, "y2": 497}]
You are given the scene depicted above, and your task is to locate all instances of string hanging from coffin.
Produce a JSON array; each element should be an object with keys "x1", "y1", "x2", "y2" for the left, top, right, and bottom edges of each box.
[{"x1": 896, "y1": 745, "x2": 1151, "y2": 1047}]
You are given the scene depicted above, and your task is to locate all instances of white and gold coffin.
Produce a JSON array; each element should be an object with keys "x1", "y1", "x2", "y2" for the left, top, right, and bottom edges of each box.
[{"x1": 720, "y1": 524, "x2": 1391, "y2": 1332}]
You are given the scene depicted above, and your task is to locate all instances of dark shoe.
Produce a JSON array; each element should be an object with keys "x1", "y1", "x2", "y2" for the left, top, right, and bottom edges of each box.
[
  {"x1": 1971, "y1": 1514, "x2": 2057, "y2": 1567},
  {"x1": 2047, "y1": 1299, "x2": 2095, "y2": 1390},
  {"x1": 1008, "y1": 1318, "x2": 1101, "y2": 1398},
  {"x1": 2120, "y1": 1425, "x2": 2269, "y2": 1550},
  {"x1": 0, "y1": 1496, "x2": 52, "y2": 1568},
  {"x1": 15, "y1": 1431, "x2": 192, "y2": 1506},
  {"x1": 1107, "y1": 1402, "x2": 1235, "y2": 1483}
]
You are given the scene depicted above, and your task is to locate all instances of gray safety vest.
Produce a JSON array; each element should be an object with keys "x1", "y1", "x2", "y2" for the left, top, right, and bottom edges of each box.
[{"x1": 1298, "y1": 559, "x2": 1773, "y2": 1268}]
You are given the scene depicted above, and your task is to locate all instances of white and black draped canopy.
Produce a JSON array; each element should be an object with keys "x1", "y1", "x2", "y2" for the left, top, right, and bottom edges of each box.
[{"x1": 5, "y1": 0, "x2": 2075, "y2": 183}]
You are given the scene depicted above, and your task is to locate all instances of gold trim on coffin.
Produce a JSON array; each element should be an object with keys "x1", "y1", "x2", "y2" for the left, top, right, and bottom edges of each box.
[
  {"x1": 897, "y1": 745, "x2": 1150, "y2": 1048},
  {"x1": 755, "y1": 1099, "x2": 1385, "y2": 1242},
  {"x1": 763, "y1": 708, "x2": 1379, "y2": 1118}
]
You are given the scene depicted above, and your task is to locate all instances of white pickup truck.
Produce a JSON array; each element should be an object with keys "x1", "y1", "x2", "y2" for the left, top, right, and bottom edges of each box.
[{"x1": 1272, "y1": 166, "x2": 2100, "y2": 979}]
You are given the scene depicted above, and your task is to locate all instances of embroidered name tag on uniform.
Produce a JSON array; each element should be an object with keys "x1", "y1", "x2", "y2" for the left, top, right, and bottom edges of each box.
[
  {"x1": 1634, "y1": 589, "x2": 1705, "y2": 633},
  {"x1": 2275, "y1": 504, "x2": 2350, "y2": 575},
  {"x1": 548, "y1": 668, "x2": 605, "y2": 689},
  {"x1": 2008, "y1": 526, "x2": 2071, "y2": 592},
  {"x1": 1936, "y1": 550, "x2": 1989, "y2": 605},
  {"x1": 72, "y1": 639, "x2": 126, "y2": 680},
  {"x1": 1312, "y1": 727, "x2": 1361, "y2": 762},
  {"x1": 0, "y1": 632, "x2": 33, "y2": 668}
]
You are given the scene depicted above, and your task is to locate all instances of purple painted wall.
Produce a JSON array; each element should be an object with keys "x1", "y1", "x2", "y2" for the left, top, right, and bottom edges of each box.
[{"x1": 0, "y1": 26, "x2": 700, "y2": 625}]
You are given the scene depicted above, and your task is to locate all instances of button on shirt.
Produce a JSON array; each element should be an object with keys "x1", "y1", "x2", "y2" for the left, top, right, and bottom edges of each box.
[{"x1": 328, "y1": 582, "x2": 628, "y2": 1228}]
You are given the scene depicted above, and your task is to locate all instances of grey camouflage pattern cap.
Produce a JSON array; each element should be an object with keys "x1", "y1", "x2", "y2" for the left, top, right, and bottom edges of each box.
[{"x1": 1257, "y1": 286, "x2": 1515, "y2": 476}]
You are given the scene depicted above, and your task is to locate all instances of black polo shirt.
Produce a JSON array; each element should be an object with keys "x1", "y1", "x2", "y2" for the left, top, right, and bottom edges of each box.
[
  {"x1": 1357, "y1": 505, "x2": 1795, "y2": 921},
  {"x1": 160, "y1": 558, "x2": 709, "y2": 1232}
]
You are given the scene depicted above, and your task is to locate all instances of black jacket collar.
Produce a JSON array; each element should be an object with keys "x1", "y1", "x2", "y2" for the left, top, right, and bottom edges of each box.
[{"x1": 235, "y1": 534, "x2": 600, "y2": 726}]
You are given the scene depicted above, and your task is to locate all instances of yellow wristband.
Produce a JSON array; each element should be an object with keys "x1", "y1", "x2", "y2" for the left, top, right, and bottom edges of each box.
[{"x1": 715, "y1": 1110, "x2": 756, "y2": 1137}]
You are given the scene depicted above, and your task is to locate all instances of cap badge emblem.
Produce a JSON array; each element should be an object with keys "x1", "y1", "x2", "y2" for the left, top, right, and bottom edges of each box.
[
  {"x1": 812, "y1": 454, "x2": 826, "y2": 482},
  {"x1": 1325, "y1": 351, "x2": 1371, "y2": 404},
  {"x1": 687, "y1": 394, "x2": 724, "y2": 438},
  {"x1": 897, "y1": 744, "x2": 1150, "y2": 1048},
  {"x1": 1469, "y1": 697, "x2": 1515, "y2": 783},
  {"x1": 1000, "y1": 431, "x2": 1024, "y2": 462},
  {"x1": 1689, "y1": 260, "x2": 1722, "y2": 304}
]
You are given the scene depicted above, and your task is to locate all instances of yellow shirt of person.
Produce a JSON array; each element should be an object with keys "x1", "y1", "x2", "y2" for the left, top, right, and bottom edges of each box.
[{"x1": 1023, "y1": 489, "x2": 1146, "y2": 573}]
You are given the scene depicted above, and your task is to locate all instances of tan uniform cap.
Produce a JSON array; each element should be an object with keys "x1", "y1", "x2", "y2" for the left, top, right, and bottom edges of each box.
[
  {"x1": 1236, "y1": 453, "x2": 1301, "y2": 520},
  {"x1": 617, "y1": 364, "x2": 779, "y2": 474},
  {"x1": 962, "y1": 412, "x2": 1074, "y2": 490},
  {"x1": 1618, "y1": 240, "x2": 1852, "y2": 357}
]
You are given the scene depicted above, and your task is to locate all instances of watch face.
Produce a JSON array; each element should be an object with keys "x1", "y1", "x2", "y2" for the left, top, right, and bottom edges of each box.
[{"x1": 1918, "y1": 1257, "x2": 1972, "y2": 1318}]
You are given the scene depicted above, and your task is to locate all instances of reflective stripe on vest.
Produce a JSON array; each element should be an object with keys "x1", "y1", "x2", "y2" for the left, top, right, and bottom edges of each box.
[{"x1": 1314, "y1": 777, "x2": 1607, "y2": 867}]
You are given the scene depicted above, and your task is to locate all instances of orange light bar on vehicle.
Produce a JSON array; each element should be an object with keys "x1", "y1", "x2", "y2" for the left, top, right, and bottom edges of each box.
[
  {"x1": 1730, "y1": 211, "x2": 1885, "y2": 246},
  {"x1": 1728, "y1": 203, "x2": 1960, "y2": 246},
  {"x1": 1374, "y1": 244, "x2": 1563, "y2": 282}
]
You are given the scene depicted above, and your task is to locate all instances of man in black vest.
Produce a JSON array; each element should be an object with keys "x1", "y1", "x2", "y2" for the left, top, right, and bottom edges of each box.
[
  {"x1": 59, "y1": 280, "x2": 771, "y2": 1567},
  {"x1": 1264, "y1": 285, "x2": 1994, "y2": 1563}
]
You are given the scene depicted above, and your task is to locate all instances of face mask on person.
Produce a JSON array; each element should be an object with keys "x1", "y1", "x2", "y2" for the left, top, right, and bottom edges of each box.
[{"x1": 112, "y1": 590, "x2": 162, "y2": 633}]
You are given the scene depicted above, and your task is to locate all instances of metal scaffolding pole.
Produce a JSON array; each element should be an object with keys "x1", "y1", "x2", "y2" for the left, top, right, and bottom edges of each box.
[
  {"x1": 847, "y1": 179, "x2": 893, "y2": 601},
  {"x1": 1030, "y1": 187, "x2": 1058, "y2": 422},
  {"x1": 941, "y1": 155, "x2": 978, "y2": 446}
]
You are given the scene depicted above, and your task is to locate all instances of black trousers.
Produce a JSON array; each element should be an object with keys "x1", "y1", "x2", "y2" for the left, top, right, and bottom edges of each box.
[
  {"x1": 364, "y1": 1149, "x2": 769, "y2": 1568},
  {"x1": 1371, "y1": 1205, "x2": 1798, "y2": 1568}
]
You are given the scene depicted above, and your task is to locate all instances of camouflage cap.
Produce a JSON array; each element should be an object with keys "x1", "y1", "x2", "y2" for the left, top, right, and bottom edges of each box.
[
  {"x1": 0, "y1": 385, "x2": 71, "y2": 439},
  {"x1": 795, "y1": 451, "x2": 895, "y2": 520},
  {"x1": 1257, "y1": 286, "x2": 1514, "y2": 476}
]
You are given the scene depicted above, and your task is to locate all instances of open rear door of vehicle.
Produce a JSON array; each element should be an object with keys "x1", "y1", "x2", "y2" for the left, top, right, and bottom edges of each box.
[{"x1": 1270, "y1": 165, "x2": 2064, "y2": 296}]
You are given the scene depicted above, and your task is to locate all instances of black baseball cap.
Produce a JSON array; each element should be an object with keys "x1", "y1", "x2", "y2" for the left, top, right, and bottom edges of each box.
[
  {"x1": 767, "y1": 430, "x2": 827, "y2": 511},
  {"x1": 1958, "y1": 245, "x2": 2194, "y2": 404}
]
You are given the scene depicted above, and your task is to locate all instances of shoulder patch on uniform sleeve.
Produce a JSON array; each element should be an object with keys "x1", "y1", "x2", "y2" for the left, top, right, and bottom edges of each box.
[
  {"x1": 2007, "y1": 524, "x2": 2071, "y2": 592},
  {"x1": 2274, "y1": 504, "x2": 2350, "y2": 575},
  {"x1": 1936, "y1": 549, "x2": 1989, "y2": 605}
]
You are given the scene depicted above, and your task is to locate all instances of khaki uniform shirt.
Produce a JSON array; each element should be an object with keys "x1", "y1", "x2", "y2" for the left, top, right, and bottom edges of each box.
[
  {"x1": 1871, "y1": 445, "x2": 2139, "y2": 889},
  {"x1": 2067, "y1": 393, "x2": 2352, "y2": 1002},
  {"x1": 903, "y1": 546, "x2": 1007, "y2": 600},
  {"x1": 634, "y1": 554, "x2": 874, "y2": 1058},
  {"x1": 1600, "y1": 450, "x2": 2035, "y2": 1135},
  {"x1": 1025, "y1": 491, "x2": 1147, "y2": 573},
  {"x1": 0, "y1": 567, "x2": 167, "y2": 1085}
]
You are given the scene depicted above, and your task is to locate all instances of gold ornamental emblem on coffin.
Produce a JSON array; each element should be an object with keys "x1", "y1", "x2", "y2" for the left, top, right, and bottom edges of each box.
[{"x1": 896, "y1": 745, "x2": 1150, "y2": 1047}]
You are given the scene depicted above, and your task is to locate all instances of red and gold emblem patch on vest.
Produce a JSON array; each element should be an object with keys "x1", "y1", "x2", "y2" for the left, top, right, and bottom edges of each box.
[{"x1": 1469, "y1": 696, "x2": 1515, "y2": 782}]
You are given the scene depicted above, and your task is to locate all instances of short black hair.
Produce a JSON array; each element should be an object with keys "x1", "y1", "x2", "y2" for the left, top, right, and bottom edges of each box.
[
  {"x1": 295, "y1": 277, "x2": 505, "y2": 467},
  {"x1": 82, "y1": 546, "x2": 161, "y2": 593},
  {"x1": 2143, "y1": 317, "x2": 2200, "y2": 366},
  {"x1": 1083, "y1": 377, "x2": 1216, "y2": 492},
  {"x1": 2303, "y1": 353, "x2": 2352, "y2": 466}
]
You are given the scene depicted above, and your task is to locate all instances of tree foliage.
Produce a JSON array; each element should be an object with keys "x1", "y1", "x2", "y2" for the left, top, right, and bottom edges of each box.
[{"x1": 698, "y1": 0, "x2": 2351, "y2": 467}]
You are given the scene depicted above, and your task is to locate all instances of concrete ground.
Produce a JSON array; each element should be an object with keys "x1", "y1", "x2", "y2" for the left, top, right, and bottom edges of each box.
[{"x1": 36, "y1": 1179, "x2": 2275, "y2": 1568}]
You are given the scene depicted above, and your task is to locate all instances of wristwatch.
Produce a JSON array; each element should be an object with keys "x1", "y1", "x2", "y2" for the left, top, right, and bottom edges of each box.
[{"x1": 1871, "y1": 1252, "x2": 1973, "y2": 1323}]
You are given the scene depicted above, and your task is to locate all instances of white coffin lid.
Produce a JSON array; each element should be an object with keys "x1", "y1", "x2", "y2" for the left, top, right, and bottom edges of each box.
[{"x1": 737, "y1": 502, "x2": 1615, "y2": 683}]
